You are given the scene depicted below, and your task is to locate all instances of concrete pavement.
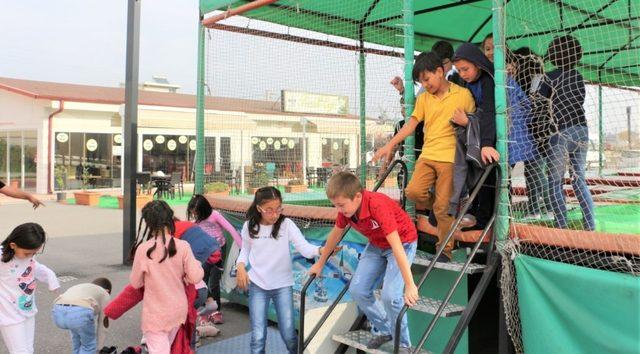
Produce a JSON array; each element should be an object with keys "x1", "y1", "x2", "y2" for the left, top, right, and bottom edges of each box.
[{"x1": 0, "y1": 201, "x2": 252, "y2": 353}]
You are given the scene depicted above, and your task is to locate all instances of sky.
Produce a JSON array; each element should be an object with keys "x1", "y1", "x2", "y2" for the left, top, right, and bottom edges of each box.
[
  {"x1": 1, "y1": 1, "x2": 637, "y2": 137},
  {"x1": 1, "y1": 0, "x2": 200, "y2": 92}
]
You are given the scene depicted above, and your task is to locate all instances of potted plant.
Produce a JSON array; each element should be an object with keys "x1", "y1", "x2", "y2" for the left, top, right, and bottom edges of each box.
[
  {"x1": 248, "y1": 167, "x2": 270, "y2": 195},
  {"x1": 74, "y1": 165, "x2": 100, "y2": 206},
  {"x1": 54, "y1": 165, "x2": 67, "y2": 202},
  {"x1": 205, "y1": 182, "x2": 230, "y2": 196},
  {"x1": 285, "y1": 179, "x2": 306, "y2": 193}
]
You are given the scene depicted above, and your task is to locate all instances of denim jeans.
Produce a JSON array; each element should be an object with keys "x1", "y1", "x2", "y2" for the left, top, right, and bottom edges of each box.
[
  {"x1": 51, "y1": 304, "x2": 96, "y2": 354},
  {"x1": 524, "y1": 157, "x2": 552, "y2": 215},
  {"x1": 546, "y1": 125, "x2": 595, "y2": 230},
  {"x1": 248, "y1": 283, "x2": 297, "y2": 354},
  {"x1": 349, "y1": 241, "x2": 417, "y2": 348}
]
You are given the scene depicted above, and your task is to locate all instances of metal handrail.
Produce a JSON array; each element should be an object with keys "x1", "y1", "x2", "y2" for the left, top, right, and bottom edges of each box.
[
  {"x1": 393, "y1": 163, "x2": 501, "y2": 354},
  {"x1": 297, "y1": 159, "x2": 408, "y2": 353}
]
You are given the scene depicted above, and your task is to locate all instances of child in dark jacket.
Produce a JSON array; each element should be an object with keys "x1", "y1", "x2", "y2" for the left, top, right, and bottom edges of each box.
[
  {"x1": 451, "y1": 43, "x2": 500, "y2": 230},
  {"x1": 539, "y1": 35, "x2": 595, "y2": 231}
]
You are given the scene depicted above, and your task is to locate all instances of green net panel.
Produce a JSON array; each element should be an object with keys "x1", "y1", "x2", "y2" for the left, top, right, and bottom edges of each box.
[
  {"x1": 201, "y1": 0, "x2": 409, "y2": 209},
  {"x1": 500, "y1": 1, "x2": 640, "y2": 352}
]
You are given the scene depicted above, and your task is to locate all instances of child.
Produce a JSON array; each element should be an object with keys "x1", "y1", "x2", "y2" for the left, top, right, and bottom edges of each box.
[
  {"x1": 187, "y1": 194, "x2": 242, "y2": 325},
  {"x1": 375, "y1": 51, "x2": 476, "y2": 262},
  {"x1": 52, "y1": 278, "x2": 112, "y2": 353},
  {"x1": 539, "y1": 35, "x2": 595, "y2": 230},
  {"x1": 130, "y1": 200, "x2": 204, "y2": 354},
  {"x1": 452, "y1": 43, "x2": 501, "y2": 231},
  {"x1": 0, "y1": 223, "x2": 59, "y2": 354},
  {"x1": 236, "y1": 186, "x2": 323, "y2": 354},
  {"x1": 482, "y1": 33, "x2": 494, "y2": 62},
  {"x1": 310, "y1": 172, "x2": 418, "y2": 353}
]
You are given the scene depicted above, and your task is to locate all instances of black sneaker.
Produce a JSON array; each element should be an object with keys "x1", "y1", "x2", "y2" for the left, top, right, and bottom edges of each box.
[
  {"x1": 366, "y1": 334, "x2": 392, "y2": 349},
  {"x1": 436, "y1": 254, "x2": 451, "y2": 263}
]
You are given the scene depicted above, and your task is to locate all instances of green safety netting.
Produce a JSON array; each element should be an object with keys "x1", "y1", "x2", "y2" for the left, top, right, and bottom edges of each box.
[{"x1": 200, "y1": 0, "x2": 640, "y2": 86}]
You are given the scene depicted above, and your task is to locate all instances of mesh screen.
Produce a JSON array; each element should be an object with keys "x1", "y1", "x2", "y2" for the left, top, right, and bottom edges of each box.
[
  {"x1": 499, "y1": 1, "x2": 640, "y2": 352},
  {"x1": 202, "y1": 1, "x2": 408, "y2": 208}
]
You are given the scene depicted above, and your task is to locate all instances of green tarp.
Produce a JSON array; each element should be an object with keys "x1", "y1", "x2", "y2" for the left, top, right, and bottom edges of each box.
[
  {"x1": 515, "y1": 255, "x2": 640, "y2": 354},
  {"x1": 200, "y1": 0, "x2": 640, "y2": 86}
]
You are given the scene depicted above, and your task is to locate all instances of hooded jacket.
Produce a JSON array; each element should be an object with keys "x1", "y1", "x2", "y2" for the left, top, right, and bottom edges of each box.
[{"x1": 453, "y1": 43, "x2": 497, "y2": 148}]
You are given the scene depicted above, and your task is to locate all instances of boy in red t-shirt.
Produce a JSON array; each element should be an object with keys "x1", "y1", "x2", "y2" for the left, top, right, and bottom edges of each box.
[{"x1": 310, "y1": 172, "x2": 417, "y2": 353}]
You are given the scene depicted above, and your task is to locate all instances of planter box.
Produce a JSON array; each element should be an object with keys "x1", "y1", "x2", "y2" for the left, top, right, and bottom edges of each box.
[
  {"x1": 206, "y1": 190, "x2": 230, "y2": 198},
  {"x1": 285, "y1": 185, "x2": 307, "y2": 193},
  {"x1": 74, "y1": 191, "x2": 100, "y2": 206},
  {"x1": 117, "y1": 195, "x2": 154, "y2": 209},
  {"x1": 56, "y1": 192, "x2": 67, "y2": 203}
]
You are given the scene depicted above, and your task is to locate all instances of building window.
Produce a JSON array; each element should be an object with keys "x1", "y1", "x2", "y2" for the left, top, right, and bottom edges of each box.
[
  {"x1": 54, "y1": 132, "x2": 119, "y2": 190},
  {"x1": 321, "y1": 138, "x2": 350, "y2": 167},
  {"x1": 252, "y1": 136, "x2": 303, "y2": 179}
]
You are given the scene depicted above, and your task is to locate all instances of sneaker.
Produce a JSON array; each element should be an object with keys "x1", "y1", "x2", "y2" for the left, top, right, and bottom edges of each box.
[
  {"x1": 197, "y1": 299, "x2": 218, "y2": 317},
  {"x1": 210, "y1": 311, "x2": 224, "y2": 324},
  {"x1": 398, "y1": 347, "x2": 413, "y2": 354},
  {"x1": 436, "y1": 254, "x2": 451, "y2": 263},
  {"x1": 366, "y1": 334, "x2": 392, "y2": 349},
  {"x1": 460, "y1": 214, "x2": 476, "y2": 228}
]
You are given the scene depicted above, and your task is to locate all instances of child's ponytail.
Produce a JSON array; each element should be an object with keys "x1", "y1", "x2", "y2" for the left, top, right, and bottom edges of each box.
[{"x1": 133, "y1": 200, "x2": 178, "y2": 263}]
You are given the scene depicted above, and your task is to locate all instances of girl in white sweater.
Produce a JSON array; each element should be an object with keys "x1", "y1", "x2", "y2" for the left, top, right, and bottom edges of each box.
[{"x1": 236, "y1": 186, "x2": 326, "y2": 354}]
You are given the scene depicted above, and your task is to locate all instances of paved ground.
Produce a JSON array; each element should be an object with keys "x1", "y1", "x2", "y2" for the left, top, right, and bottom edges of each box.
[{"x1": 0, "y1": 201, "x2": 252, "y2": 354}]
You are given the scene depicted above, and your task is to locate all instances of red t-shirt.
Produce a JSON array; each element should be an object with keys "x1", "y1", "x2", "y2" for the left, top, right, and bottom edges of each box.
[{"x1": 335, "y1": 190, "x2": 417, "y2": 249}]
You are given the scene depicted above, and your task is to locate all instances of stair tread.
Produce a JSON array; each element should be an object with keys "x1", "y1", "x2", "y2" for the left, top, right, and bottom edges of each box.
[
  {"x1": 413, "y1": 250, "x2": 485, "y2": 274},
  {"x1": 333, "y1": 330, "x2": 433, "y2": 354},
  {"x1": 373, "y1": 291, "x2": 464, "y2": 317}
]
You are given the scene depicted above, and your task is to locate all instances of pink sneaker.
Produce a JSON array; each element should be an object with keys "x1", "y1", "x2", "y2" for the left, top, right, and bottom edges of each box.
[{"x1": 210, "y1": 311, "x2": 224, "y2": 324}]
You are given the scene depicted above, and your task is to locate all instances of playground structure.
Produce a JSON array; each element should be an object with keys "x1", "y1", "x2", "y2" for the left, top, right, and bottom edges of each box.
[{"x1": 195, "y1": 1, "x2": 639, "y2": 353}]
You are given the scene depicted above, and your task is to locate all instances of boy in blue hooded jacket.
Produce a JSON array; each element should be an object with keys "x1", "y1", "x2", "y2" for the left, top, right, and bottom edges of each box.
[{"x1": 450, "y1": 43, "x2": 500, "y2": 230}]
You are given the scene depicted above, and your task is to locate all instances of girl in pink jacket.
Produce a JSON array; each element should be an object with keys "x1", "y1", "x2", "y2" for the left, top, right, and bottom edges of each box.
[{"x1": 130, "y1": 201, "x2": 203, "y2": 354}]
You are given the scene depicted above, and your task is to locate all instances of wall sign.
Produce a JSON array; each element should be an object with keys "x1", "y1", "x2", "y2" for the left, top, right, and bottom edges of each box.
[
  {"x1": 56, "y1": 133, "x2": 69, "y2": 143},
  {"x1": 86, "y1": 139, "x2": 98, "y2": 152},
  {"x1": 143, "y1": 139, "x2": 154, "y2": 151},
  {"x1": 167, "y1": 139, "x2": 177, "y2": 151}
]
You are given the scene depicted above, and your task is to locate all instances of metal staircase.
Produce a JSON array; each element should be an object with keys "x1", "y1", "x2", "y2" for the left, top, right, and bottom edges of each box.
[{"x1": 298, "y1": 161, "x2": 502, "y2": 354}]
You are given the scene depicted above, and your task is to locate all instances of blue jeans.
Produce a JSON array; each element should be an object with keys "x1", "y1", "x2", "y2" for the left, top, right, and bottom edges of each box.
[
  {"x1": 248, "y1": 283, "x2": 297, "y2": 354},
  {"x1": 547, "y1": 125, "x2": 595, "y2": 230},
  {"x1": 349, "y1": 241, "x2": 417, "y2": 348},
  {"x1": 51, "y1": 304, "x2": 97, "y2": 354},
  {"x1": 524, "y1": 157, "x2": 552, "y2": 215}
]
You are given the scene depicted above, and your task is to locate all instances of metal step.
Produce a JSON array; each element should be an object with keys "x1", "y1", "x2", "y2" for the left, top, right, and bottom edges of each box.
[
  {"x1": 413, "y1": 296, "x2": 465, "y2": 317},
  {"x1": 373, "y1": 291, "x2": 465, "y2": 317},
  {"x1": 413, "y1": 250, "x2": 485, "y2": 274},
  {"x1": 332, "y1": 330, "x2": 433, "y2": 354}
]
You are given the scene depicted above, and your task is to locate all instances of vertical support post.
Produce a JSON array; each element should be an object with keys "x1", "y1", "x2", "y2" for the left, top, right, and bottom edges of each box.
[
  {"x1": 122, "y1": 0, "x2": 141, "y2": 265},
  {"x1": 627, "y1": 106, "x2": 632, "y2": 149},
  {"x1": 195, "y1": 14, "x2": 206, "y2": 194},
  {"x1": 358, "y1": 44, "x2": 367, "y2": 182},
  {"x1": 598, "y1": 84, "x2": 604, "y2": 176},
  {"x1": 402, "y1": 0, "x2": 415, "y2": 218},
  {"x1": 302, "y1": 118, "x2": 307, "y2": 184},
  {"x1": 492, "y1": 0, "x2": 509, "y2": 242}
]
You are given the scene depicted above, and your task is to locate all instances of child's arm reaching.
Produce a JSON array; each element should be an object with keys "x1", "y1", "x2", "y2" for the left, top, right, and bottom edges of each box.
[
  {"x1": 373, "y1": 117, "x2": 420, "y2": 164},
  {"x1": 386, "y1": 231, "x2": 418, "y2": 307},
  {"x1": 309, "y1": 226, "x2": 346, "y2": 277},
  {"x1": 286, "y1": 219, "x2": 320, "y2": 259},
  {"x1": 34, "y1": 262, "x2": 60, "y2": 292},
  {"x1": 209, "y1": 211, "x2": 242, "y2": 247}
]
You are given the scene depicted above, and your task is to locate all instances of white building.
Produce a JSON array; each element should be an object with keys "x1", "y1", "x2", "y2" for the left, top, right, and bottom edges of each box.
[{"x1": 0, "y1": 77, "x2": 391, "y2": 194}]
